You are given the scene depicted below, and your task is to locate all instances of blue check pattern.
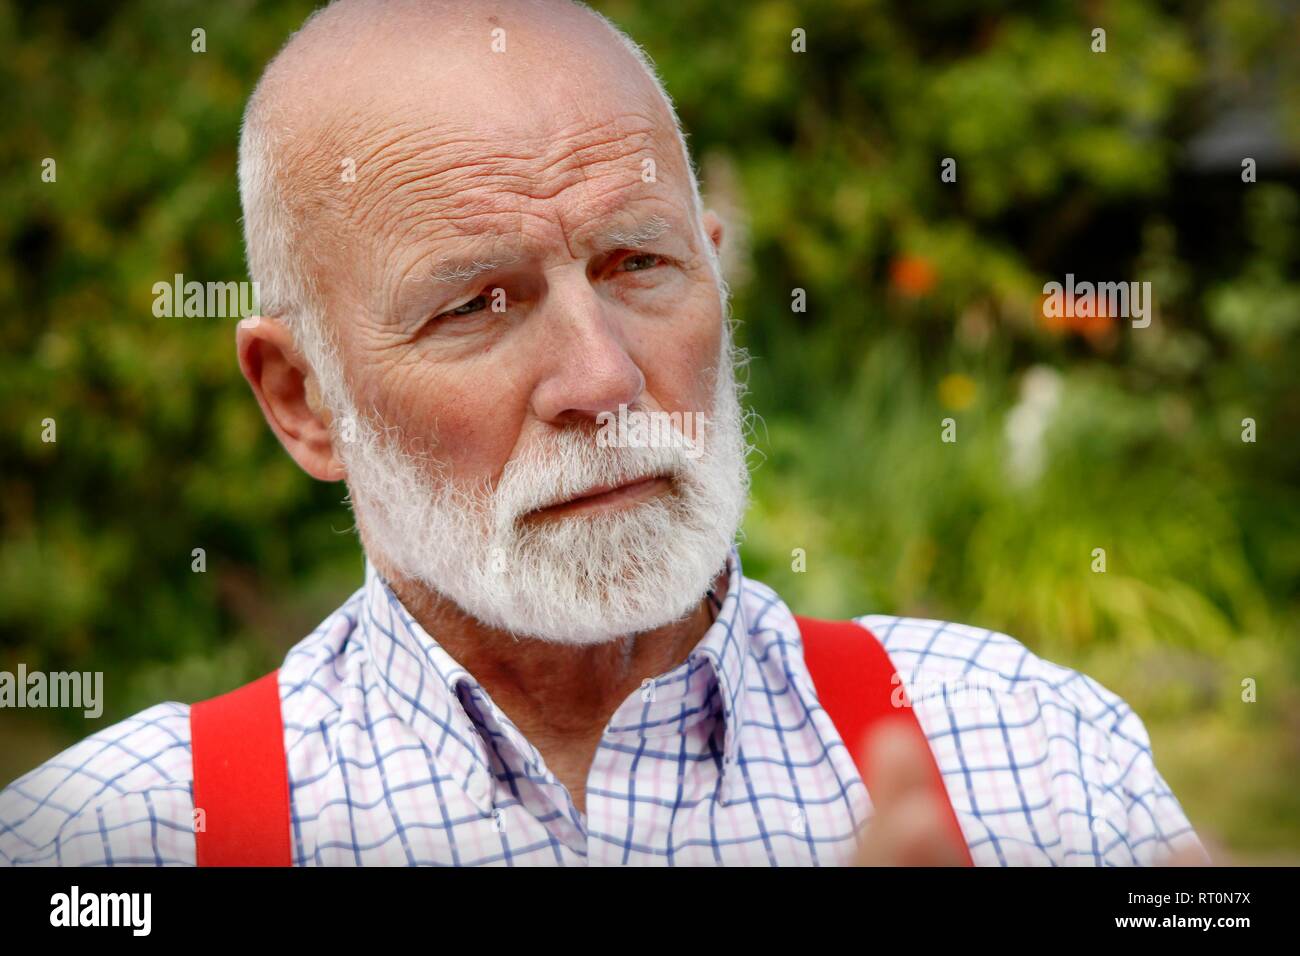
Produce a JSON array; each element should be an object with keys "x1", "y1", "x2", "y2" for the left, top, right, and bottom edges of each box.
[{"x1": 0, "y1": 546, "x2": 1206, "y2": 865}]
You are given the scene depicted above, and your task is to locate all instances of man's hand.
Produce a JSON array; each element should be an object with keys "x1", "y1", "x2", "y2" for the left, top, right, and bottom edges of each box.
[{"x1": 850, "y1": 720, "x2": 967, "y2": 866}]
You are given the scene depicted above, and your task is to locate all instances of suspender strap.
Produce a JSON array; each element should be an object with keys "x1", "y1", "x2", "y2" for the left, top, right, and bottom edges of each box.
[
  {"x1": 796, "y1": 615, "x2": 973, "y2": 866},
  {"x1": 190, "y1": 669, "x2": 292, "y2": 866},
  {"x1": 189, "y1": 620, "x2": 970, "y2": 866}
]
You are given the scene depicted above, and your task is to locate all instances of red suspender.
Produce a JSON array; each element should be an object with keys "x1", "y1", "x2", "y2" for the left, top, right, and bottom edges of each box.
[
  {"x1": 796, "y1": 615, "x2": 974, "y2": 866},
  {"x1": 189, "y1": 669, "x2": 292, "y2": 866},
  {"x1": 189, "y1": 620, "x2": 971, "y2": 866}
]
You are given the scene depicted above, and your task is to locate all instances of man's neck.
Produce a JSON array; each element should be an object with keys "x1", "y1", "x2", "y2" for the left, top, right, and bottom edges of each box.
[{"x1": 377, "y1": 560, "x2": 730, "y2": 813}]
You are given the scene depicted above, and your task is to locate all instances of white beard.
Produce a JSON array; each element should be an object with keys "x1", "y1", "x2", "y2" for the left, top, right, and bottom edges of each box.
[{"x1": 327, "y1": 326, "x2": 752, "y2": 645}]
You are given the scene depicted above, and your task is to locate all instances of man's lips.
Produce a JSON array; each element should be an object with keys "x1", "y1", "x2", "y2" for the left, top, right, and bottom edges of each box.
[{"x1": 526, "y1": 475, "x2": 672, "y2": 519}]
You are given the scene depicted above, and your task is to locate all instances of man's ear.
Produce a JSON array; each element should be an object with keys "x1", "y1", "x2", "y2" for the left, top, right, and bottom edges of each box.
[
  {"x1": 236, "y1": 316, "x2": 346, "y2": 481},
  {"x1": 702, "y1": 209, "x2": 725, "y2": 257}
]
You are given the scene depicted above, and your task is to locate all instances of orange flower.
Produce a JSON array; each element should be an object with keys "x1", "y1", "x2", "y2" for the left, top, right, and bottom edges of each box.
[
  {"x1": 890, "y1": 254, "x2": 938, "y2": 297},
  {"x1": 1038, "y1": 292, "x2": 1116, "y2": 340}
]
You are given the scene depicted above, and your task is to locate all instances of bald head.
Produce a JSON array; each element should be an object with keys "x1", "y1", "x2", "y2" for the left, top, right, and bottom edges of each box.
[{"x1": 238, "y1": 0, "x2": 708, "y2": 372}]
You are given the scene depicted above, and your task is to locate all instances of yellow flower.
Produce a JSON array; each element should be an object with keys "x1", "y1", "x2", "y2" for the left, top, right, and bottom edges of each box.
[{"x1": 939, "y1": 373, "x2": 977, "y2": 411}]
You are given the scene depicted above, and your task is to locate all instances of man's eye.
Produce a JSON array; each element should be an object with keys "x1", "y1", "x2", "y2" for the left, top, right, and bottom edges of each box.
[
  {"x1": 617, "y1": 253, "x2": 664, "y2": 273},
  {"x1": 439, "y1": 294, "x2": 488, "y2": 318}
]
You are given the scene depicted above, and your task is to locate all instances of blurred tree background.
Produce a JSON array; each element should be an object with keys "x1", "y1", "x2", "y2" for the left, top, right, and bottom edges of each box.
[{"x1": 1, "y1": 0, "x2": 1297, "y2": 862}]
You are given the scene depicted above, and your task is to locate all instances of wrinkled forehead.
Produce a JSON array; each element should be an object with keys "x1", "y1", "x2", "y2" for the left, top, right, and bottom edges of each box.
[{"x1": 265, "y1": 8, "x2": 698, "y2": 289}]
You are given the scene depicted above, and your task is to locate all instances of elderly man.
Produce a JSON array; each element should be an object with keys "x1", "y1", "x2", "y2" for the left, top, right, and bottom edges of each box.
[{"x1": 0, "y1": 0, "x2": 1207, "y2": 867}]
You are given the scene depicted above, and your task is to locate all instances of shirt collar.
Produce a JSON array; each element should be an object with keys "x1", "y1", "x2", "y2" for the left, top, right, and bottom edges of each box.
[
  {"x1": 357, "y1": 546, "x2": 753, "y2": 819},
  {"x1": 688, "y1": 548, "x2": 751, "y2": 790}
]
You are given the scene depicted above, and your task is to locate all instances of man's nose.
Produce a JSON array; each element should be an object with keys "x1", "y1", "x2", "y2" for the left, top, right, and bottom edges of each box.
[{"x1": 529, "y1": 276, "x2": 647, "y2": 426}]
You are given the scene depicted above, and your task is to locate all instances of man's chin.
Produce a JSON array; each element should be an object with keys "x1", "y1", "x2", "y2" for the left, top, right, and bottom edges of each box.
[
  {"x1": 461, "y1": 595, "x2": 704, "y2": 647},
  {"x1": 396, "y1": 539, "x2": 729, "y2": 646}
]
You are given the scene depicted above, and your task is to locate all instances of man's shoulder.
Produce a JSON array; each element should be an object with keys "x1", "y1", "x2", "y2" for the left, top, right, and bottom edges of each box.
[
  {"x1": 855, "y1": 613, "x2": 1132, "y2": 729},
  {"x1": 0, "y1": 701, "x2": 195, "y2": 865},
  {"x1": 0, "y1": 584, "x2": 366, "y2": 865},
  {"x1": 757, "y1": 590, "x2": 1129, "y2": 726},
  {"x1": 850, "y1": 614, "x2": 1206, "y2": 864}
]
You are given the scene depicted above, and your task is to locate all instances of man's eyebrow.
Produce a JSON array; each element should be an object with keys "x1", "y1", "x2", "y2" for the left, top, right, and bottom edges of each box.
[
  {"x1": 425, "y1": 214, "x2": 678, "y2": 285},
  {"x1": 429, "y1": 251, "x2": 521, "y2": 285},
  {"x1": 593, "y1": 214, "x2": 672, "y2": 250}
]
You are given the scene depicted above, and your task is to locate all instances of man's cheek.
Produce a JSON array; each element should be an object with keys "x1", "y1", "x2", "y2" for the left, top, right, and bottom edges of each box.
[{"x1": 437, "y1": 417, "x2": 527, "y2": 485}]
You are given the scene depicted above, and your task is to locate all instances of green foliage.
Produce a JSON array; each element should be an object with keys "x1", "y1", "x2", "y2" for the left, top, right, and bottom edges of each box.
[{"x1": 1, "y1": 0, "x2": 1298, "y2": 857}]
